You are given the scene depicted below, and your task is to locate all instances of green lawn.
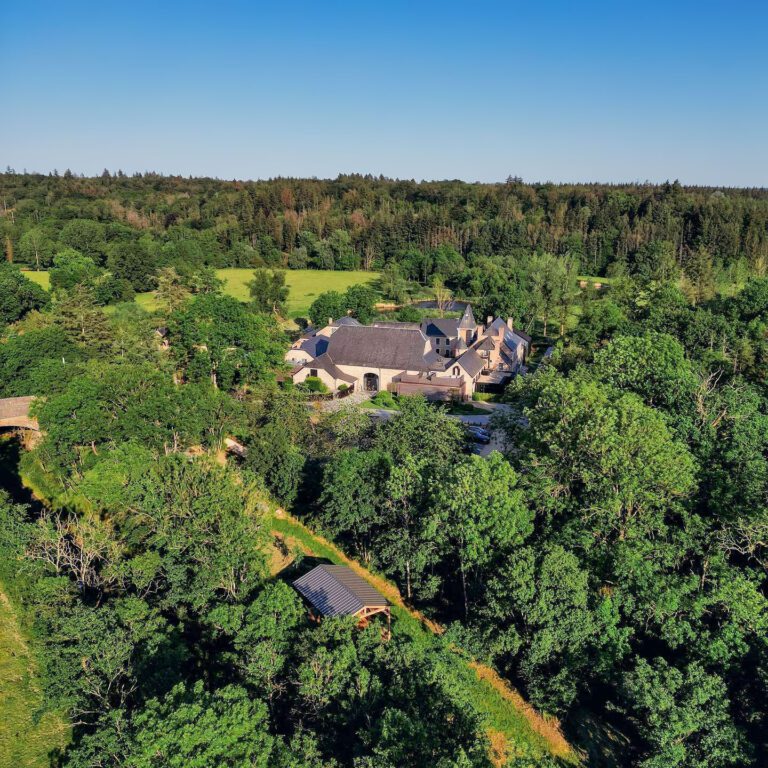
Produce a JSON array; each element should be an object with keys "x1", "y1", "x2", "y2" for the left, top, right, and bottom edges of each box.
[
  {"x1": 21, "y1": 270, "x2": 50, "y2": 290},
  {"x1": 23, "y1": 269, "x2": 379, "y2": 320},
  {"x1": 0, "y1": 588, "x2": 69, "y2": 767},
  {"x1": 217, "y1": 268, "x2": 379, "y2": 318}
]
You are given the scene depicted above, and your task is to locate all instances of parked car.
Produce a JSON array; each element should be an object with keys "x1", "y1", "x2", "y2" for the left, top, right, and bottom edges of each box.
[{"x1": 466, "y1": 426, "x2": 491, "y2": 444}]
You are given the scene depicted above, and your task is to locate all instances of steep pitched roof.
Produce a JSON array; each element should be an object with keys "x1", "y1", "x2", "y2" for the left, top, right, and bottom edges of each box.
[
  {"x1": 325, "y1": 325, "x2": 433, "y2": 370},
  {"x1": 455, "y1": 349, "x2": 485, "y2": 378},
  {"x1": 307, "y1": 353, "x2": 357, "y2": 383},
  {"x1": 298, "y1": 335, "x2": 329, "y2": 357},
  {"x1": 421, "y1": 318, "x2": 461, "y2": 338},
  {"x1": 458, "y1": 304, "x2": 477, "y2": 329},
  {"x1": 509, "y1": 328, "x2": 532, "y2": 345},
  {"x1": 332, "y1": 316, "x2": 362, "y2": 327},
  {"x1": 475, "y1": 336, "x2": 496, "y2": 351},
  {"x1": 488, "y1": 317, "x2": 508, "y2": 333},
  {"x1": 293, "y1": 565, "x2": 388, "y2": 617}
]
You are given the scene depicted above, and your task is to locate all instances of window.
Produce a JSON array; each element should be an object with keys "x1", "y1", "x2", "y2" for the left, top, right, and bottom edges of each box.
[
  {"x1": 452, "y1": 366, "x2": 460, "y2": 376},
  {"x1": 310, "y1": 369, "x2": 318, "y2": 377}
]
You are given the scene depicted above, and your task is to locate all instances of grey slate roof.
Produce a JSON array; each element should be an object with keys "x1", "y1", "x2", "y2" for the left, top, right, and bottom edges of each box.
[
  {"x1": 298, "y1": 335, "x2": 329, "y2": 356},
  {"x1": 509, "y1": 328, "x2": 532, "y2": 345},
  {"x1": 293, "y1": 565, "x2": 388, "y2": 617},
  {"x1": 325, "y1": 325, "x2": 433, "y2": 370},
  {"x1": 332, "y1": 316, "x2": 362, "y2": 327},
  {"x1": 476, "y1": 336, "x2": 496, "y2": 351},
  {"x1": 455, "y1": 349, "x2": 485, "y2": 378},
  {"x1": 458, "y1": 304, "x2": 476, "y2": 329},
  {"x1": 421, "y1": 318, "x2": 461, "y2": 338},
  {"x1": 307, "y1": 353, "x2": 357, "y2": 383},
  {"x1": 372, "y1": 321, "x2": 421, "y2": 330}
]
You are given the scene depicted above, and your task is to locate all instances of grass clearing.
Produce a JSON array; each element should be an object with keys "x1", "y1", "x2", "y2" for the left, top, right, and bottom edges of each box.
[
  {"x1": 0, "y1": 588, "x2": 69, "y2": 768},
  {"x1": 217, "y1": 268, "x2": 379, "y2": 318},
  {"x1": 21, "y1": 270, "x2": 50, "y2": 290},
  {"x1": 270, "y1": 511, "x2": 577, "y2": 764}
]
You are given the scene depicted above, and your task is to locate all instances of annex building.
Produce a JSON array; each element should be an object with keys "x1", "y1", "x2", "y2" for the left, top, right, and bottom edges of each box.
[{"x1": 285, "y1": 304, "x2": 531, "y2": 400}]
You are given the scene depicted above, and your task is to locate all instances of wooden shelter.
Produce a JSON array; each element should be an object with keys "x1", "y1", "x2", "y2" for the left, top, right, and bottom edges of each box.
[
  {"x1": 0, "y1": 396, "x2": 38, "y2": 431},
  {"x1": 293, "y1": 564, "x2": 391, "y2": 638}
]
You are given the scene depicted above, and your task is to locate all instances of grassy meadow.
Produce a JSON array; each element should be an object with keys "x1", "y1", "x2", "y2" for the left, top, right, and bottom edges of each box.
[
  {"x1": 217, "y1": 268, "x2": 379, "y2": 317},
  {"x1": 0, "y1": 589, "x2": 69, "y2": 767},
  {"x1": 22, "y1": 268, "x2": 380, "y2": 320}
]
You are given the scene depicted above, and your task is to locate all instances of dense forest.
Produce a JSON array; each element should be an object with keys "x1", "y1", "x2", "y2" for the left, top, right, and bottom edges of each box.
[
  {"x1": 0, "y1": 173, "x2": 767, "y2": 768},
  {"x1": 2, "y1": 171, "x2": 768, "y2": 309}
]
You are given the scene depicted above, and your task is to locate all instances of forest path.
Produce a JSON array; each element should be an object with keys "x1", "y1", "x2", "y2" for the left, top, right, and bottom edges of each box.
[
  {"x1": 0, "y1": 587, "x2": 69, "y2": 768},
  {"x1": 271, "y1": 510, "x2": 578, "y2": 765}
]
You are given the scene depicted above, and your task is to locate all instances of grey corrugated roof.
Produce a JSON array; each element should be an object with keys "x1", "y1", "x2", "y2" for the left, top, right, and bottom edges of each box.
[
  {"x1": 293, "y1": 565, "x2": 388, "y2": 617},
  {"x1": 455, "y1": 349, "x2": 484, "y2": 378},
  {"x1": 0, "y1": 396, "x2": 35, "y2": 420},
  {"x1": 325, "y1": 325, "x2": 433, "y2": 370}
]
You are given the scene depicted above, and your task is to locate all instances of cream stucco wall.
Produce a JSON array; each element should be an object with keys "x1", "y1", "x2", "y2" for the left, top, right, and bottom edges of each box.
[
  {"x1": 292, "y1": 365, "x2": 339, "y2": 390},
  {"x1": 286, "y1": 349, "x2": 313, "y2": 364}
]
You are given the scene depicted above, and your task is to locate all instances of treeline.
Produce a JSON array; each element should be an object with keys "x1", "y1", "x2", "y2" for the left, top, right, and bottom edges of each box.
[{"x1": 2, "y1": 171, "x2": 767, "y2": 295}]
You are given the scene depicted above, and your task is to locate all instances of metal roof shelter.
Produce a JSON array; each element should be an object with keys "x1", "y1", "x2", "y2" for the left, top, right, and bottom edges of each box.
[
  {"x1": 293, "y1": 564, "x2": 391, "y2": 636},
  {"x1": 0, "y1": 396, "x2": 39, "y2": 431}
]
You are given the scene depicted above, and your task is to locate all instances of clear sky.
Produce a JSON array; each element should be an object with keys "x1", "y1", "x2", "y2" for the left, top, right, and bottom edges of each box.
[{"x1": 2, "y1": 1, "x2": 766, "y2": 185}]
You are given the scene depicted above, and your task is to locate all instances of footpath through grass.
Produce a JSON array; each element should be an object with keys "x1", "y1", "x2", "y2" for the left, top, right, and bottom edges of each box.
[
  {"x1": 0, "y1": 587, "x2": 69, "y2": 768},
  {"x1": 271, "y1": 511, "x2": 578, "y2": 766}
]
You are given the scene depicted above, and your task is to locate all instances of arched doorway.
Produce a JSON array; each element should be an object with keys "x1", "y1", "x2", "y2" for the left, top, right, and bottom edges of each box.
[{"x1": 363, "y1": 373, "x2": 379, "y2": 392}]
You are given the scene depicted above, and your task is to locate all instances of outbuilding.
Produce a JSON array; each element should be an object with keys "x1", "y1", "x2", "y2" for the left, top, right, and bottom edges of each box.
[{"x1": 293, "y1": 564, "x2": 391, "y2": 637}]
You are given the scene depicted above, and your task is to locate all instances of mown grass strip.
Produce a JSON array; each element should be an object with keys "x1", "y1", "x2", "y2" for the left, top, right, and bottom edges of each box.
[{"x1": 0, "y1": 587, "x2": 69, "y2": 768}]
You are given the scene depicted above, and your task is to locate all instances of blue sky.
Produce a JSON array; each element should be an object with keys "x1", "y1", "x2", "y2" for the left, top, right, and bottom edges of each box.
[{"x1": 2, "y1": 1, "x2": 766, "y2": 184}]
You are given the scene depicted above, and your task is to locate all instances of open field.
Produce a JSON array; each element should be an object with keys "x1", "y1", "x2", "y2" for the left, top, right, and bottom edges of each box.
[
  {"x1": 22, "y1": 269, "x2": 380, "y2": 319},
  {"x1": 217, "y1": 268, "x2": 379, "y2": 317},
  {"x1": 0, "y1": 588, "x2": 69, "y2": 767}
]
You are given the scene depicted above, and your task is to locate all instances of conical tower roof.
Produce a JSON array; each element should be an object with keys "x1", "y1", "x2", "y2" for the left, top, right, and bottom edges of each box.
[{"x1": 458, "y1": 304, "x2": 476, "y2": 329}]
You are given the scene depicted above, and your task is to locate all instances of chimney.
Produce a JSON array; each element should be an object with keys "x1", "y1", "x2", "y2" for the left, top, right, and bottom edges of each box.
[
  {"x1": 506, "y1": 318, "x2": 514, "y2": 331},
  {"x1": 487, "y1": 315, "x2": 493, "y2": 325},
  {"x1": 328, "y1": 317, "x2": 333, "y2": 325}
]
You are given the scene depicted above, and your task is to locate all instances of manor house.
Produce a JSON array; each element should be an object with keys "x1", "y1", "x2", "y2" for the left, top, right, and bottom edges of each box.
[{"x1": 285, "y1": 305, "x2": 530, "y2": 401}]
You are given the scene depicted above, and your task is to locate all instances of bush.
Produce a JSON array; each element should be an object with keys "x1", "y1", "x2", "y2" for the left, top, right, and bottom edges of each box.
[
  {"x1": 370, "y1": 390, "x2": 398, "y2": 409},
  {"x1": 303, "y1": 376, "x2": 329, "y2": 393},
  {"x1": 337, "y1": 383, "x2": 349, "y2": 392},
  {"x1": 396, "y1": 305, "x2": 422, "y2": 322}
]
